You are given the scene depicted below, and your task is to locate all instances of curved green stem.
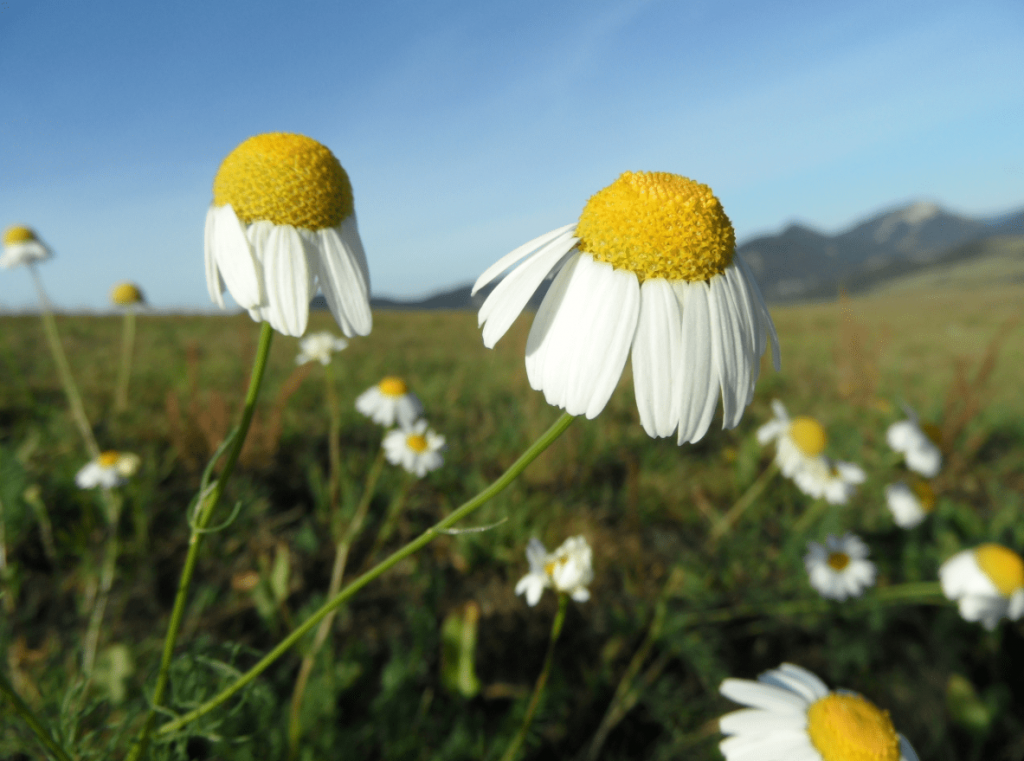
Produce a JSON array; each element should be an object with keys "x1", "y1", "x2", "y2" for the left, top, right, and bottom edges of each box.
[
  {"x1": 156, "y1": 412, "x2": 575, "y2": 737},
  {"x1": 711, "y1": 461, "x2": 779, "y2": 541},
  {"x1": 82, "y1": 490, "x2": 124, "y2": 677},
  {"x1": 128, "y1": 322, "x2": 275, "y2": 761},
  {"x1": 499, "y1": 593, "x2": 569, "y2": 761},
  {"x1": 0, "y1": 669, "x2": 73, "y2": 761}
]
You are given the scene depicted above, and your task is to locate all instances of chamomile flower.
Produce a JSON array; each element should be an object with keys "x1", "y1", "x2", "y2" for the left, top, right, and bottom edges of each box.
[
  {"x1": 793, "y1": 457, "x2": 866, "y2": 505},
  {"x1": 804, "y1": 533, "x2": 876, "y2": 601},
  {"x1": 757, "y1": 400, "x2": 829, "y2": 479},
  {"x1": 886, "y1": 410, "x2": 941, "y2": 477},
  {"x1": 2, "y1": 225, "x2": 52, "y2": 268},
  {"x1": 884, "y1": 480, "x2": 936, "y2": 529},
  {"x1": 515, "y1": 535, "x2": 593, "y2": 606},
  {"x1": 474, "y1": 172, "x2": 779, "y2": 444},
  {"x1": 75, "y1": 451, "x2": 141, "y2": 489},
  {"x1": 382, "y1": 419, "x2": 445, "y2": 477},
  {"x1": 205, "y1": 133, "x2": 371, "y2": 338},
  {"x1": 356, "y1": 377, "x2": 423, "y2": 428},
  {"x1": 718, "y1": 662, "x2": 919, "y2": 761},
  {"x1": 110, "y1": 282, "x2": 145, "y2": 306},
  {"x1": 295, "y1": 331, "x2": 348, "y2": 366},
  {"x1": 939, "y1": 544, "x2": 1024, "y2": 631}
]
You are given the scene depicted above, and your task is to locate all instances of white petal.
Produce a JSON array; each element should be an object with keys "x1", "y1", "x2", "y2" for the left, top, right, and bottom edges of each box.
[
  {"x1": 263, "y1": 225, "x2": 311, "y2": 337},
  {"x1": 719, "y1": 679, "x2": 809, "y2": 713},
  {"x1": 524, "y1": 255, "x2": 577, "y2": 404},
  {"x1": 204, "y1": 207, "x2": 226, "y2": 308},
  {"x1": 472, "y1": 224, "x2": 577, "y2": 295},
  {"x1": 315, "y1": 224, "x2": 372, "y2": 337},
  {"x1": 672, "y1": 281, "x2": 717, "y2": 444},
  {"x1": 899, "y1": 734, "x2": 920, "y2": 761},
  {"x1": 631, "y1": 278, "x2": 683, "y2": 438},
  {"x1": 210, "y1": 205, "x2": 263, "y2": 309},
  {"x1": 735, "y1": 253, "x2": 780, "y2": 372},
  {"x1": 707, "y1": 272, "x2": 749, "y2": 429},
  {"x1": 776, "y1": 664, "x2": 829, "y2": 700},
  {"x1": 719, "y1": 708, "x2": 806, "y2": 735}
]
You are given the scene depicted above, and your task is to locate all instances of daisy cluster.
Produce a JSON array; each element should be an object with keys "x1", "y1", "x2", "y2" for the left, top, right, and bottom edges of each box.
[{"x1": 356, "y1": 376, "x2": 446, "y2": 478}]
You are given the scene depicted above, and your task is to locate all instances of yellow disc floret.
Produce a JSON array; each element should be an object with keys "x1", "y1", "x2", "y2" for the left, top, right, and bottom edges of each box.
[
  {"x1": 575, "y1": 171, "x2": 735, "y2": 283},
  {"x1": 790, "y1": 416, "x2": 828, "y2": 457},
  {"x1": 3, "y1": 226, "x2": 36, "y2": 245},
  {"x1": 212, "y1": 133, "x2": 353, "y2": 230},
  {"x1": 406, "y1": 434, "x2": 429, "y2": 453},
  {"x1": 828, "y1": 552, "x2": 851, "y2": 571},
  {"x1": 98, "y1": 451, "x2": 121, "y2": 468},
  {"x1": 379, "y1": 377, "x2": 408, "y2": 397},
  {"x1": 806, "y1": 693, "x2": 901, "y2": 761},
  {"x1": 110, "y1": 282, "x2": 145, "y2": 306},
  {"x1": 974, "y1": 544, "x2": 1024, "y2": 596},
  {"x1": 910, "y1": 480, "x2": 936, "y2": 513}
]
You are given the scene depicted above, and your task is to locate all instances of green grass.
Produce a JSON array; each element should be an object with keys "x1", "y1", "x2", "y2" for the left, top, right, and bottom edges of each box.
[{"x1": 1, "y1": 285, "x2": 1023, "y2": 760}]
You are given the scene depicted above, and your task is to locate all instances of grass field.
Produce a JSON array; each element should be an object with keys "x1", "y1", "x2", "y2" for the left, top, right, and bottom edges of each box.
[{"x1": 1, "y1": 284, "x2": 1023, "y2": 760}]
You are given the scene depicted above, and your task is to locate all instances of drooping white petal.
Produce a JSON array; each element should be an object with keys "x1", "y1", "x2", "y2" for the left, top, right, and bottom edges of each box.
[
  {"x1": 735, "y1": 253, "x2": 780, "y2": 372},
  {"x1": 720, "y1": 730, "x2": 817, "y2": 761},
  {"x1": 631, "y1": 278, "x2": 683, "y2": 438},
  {"x1": 524, "y1": 256, "x2": 582, "y2": 409},
  {"x1": 210, "y1": 205, "x2": 263, "y2": 309},
  {"x1": 719, "y1": 679, "x2": 809, "y2": 713},
  {"x1": 708, "y1": 271, "x2": 748, "y2": 430},
  {"x1": 672, "y1": 281, "x2": 717, "y2": 444},
  {"x1": 776, "y1": 664, "x2": 829, "y2": 700},
  {"x1": 204, "y1": 207, "x2": 226, "y2": 308},
  {"x1": 315, "y1": 224, "x2": 372, "y2": 337},
  {"x1": 263, "y1": 225, "x2": 311, "y2": 336},
  {"x1": 472, "y1": 224, "x2": 577, "y2": 295}
]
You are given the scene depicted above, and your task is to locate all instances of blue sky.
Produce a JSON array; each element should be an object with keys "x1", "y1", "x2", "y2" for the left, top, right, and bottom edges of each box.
[{"x1": 2, "y1": 0, "x2": 1022, "y2": 311}]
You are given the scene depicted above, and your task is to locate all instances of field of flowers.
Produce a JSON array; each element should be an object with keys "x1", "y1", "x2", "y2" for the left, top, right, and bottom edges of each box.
[{"x1": 1, "y1": 280, "x2": 1022, "y2": 760}]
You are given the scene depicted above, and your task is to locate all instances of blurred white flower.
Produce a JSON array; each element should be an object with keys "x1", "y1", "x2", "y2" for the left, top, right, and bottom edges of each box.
[
  {"x1": 2, "y1": 225, "x2": 52, "y2": 269},
  {"x1": 75, "y1": 451, "x2": 140, "y2": 489},
  {"x1": 296, "y1": 331, "x2": 348, "y2": 366},
  {"x1": 939, "y1": 544, "x2": 1024, "y2": 631},
  {"x1": 887, "y1": 409, "x2": 941, "y2": 477},
  {"x1": 793, "y1": 456, "x2": 866, "y2": 505},
  {"x1": 356, "y1": 376, "x2": 423, "y2": 428},
  {"x1": 382, "y1": 420, "x2": 445, "y2": 477},
  {"x1": 804, "y1": 533, "x2": 876, "y2": 601},
  {"x1": 757, "y1": 400, "x2": 828, "y2": 479},
  {"x1": 884, "y1": 480, "x2": 936, "y2": 529},
  {"x1": 515, "y1": 535, "x2": 593, "y2": 605},
  {"x1": 718, "y1": 662, "x2": 919, "y2": 761}
]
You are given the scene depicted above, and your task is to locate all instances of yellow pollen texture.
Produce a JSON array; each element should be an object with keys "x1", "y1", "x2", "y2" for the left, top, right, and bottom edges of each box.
[
  {"x1": 575, "y1": 171, "x2": 735, "y2": 283},
  {"x1": 378, "y1": 377, "x2": 408, "y2": 397},
  {"x1": 98, "y1": 451, "x2": 121, "y2": 468},
  {"x1": 111, "y1": 282, "x2": 144, "y2": 306},
  {"x1": 828, "y1": 552, "x2": 851, "y2": 571},
  {"x1": 406, "y1": 434, "x2": 429, "y2": 453},
  {"x1": 910, "y1": 481, "x2": 936, "y2": 512},
  {"x1": 212, "y1": 133, "x2": 353, "y2": 230},
  {"x1": 807, "y1": 693, "x2": 900, "y2": 761},
  {"x1": 3, "y1": 226, "x2": 36, "y2": 245},
  {"x1": 975, "y1": 544, "x2": 1024, "y2": 596},
  {"x1": 790, "y1": 416, "x2": 827, "y2": 457}
]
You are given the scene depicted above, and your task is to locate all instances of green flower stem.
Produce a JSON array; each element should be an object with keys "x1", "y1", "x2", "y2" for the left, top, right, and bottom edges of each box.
[
  {"x1": 792, "y1": 497, "x2": 830, "y2": 534},
  {"x1": 128, "y1": 322, "x2": 275, "y2": 761},
  {"x1": 323, "y1": 362, "x2": 343, "y2": 511},
  {"x1": 30, "y1": 264, "x2": 100, "y2": 458},
  {"x1": 711, "y1": 461, "x2": 780, "y2": 542},
  {"x1": 82, "y1": 490, "x2": 123, "y2": 677},
  {"x1": 114, "y1": 307, "x2": 137, "y2": 413},
  {"x1": 287, "y1": 447, "x2": 387, "y2": 759},
  {"x1": 499, "y1": 592, "x2": 569, "y2": 761},
  {"x1": 0, "y1": 669, "x2": 73, "y2": 761},
  {"x1": 367, "y1": 475, "x2": 414, "y2": 559},
  {"x1": 156, "y1": 411, "x2": 576, "y2": 737}
]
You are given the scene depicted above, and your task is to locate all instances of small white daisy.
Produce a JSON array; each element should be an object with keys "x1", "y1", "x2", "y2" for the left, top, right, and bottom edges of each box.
[
  {"x1": 804, "y1": 533, "x2": 876, "y2": 601},
  {"x1": 382, "y1": 420, "x2": 445, "y2": 477},
  {"x1": 939, "y1": 544, "x2": 1024, "y2": 631},
  {"x1": 110, "y1": 282, "x2": 145, "y2": 306},
  {"x1": 719, "y1": 662, "x2": 919, "y2": 761},
  {"x1": 884, "y1": 480, "x2": 937, "y2": 529},
  {"x1": 2, "y1": 226, "x2": 52, "y2": 269},
  {"x1": 793, "y1": 457, "x2": 867, "y2": 505},
  {"x1": 205, "y1": 133, "x2": 372, "y2": 338},
  {"x1": 295, "y1": 331, "x2": 348, "y2": 366},
  {"x1": 75, "y1": 451, "x2": 141, "y2": 489},
  {"x1": 757, "y1": 400, "x2": 829, "y2": 479},
  {"x1": 473, "y1": 171, "x2": 779, "y2": 445},
  {"x1": 515, "y1": 535, "x2": 593, "y2": 606},
  {"x1": 356, "y1": 377, "x2": 423, "y2": 428},
  {"x1": 886, "y1": 409, "x2": 941, "y2": 477}
]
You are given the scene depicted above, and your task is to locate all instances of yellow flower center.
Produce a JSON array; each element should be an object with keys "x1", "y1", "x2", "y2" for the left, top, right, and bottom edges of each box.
[
  {"x1": 98, "y1": 451, "x2": 121, "y2": 468},
  {"x1": 910, "y1": 480, "x2": 936, "y2": 513},
  {"x1": 919, "y1": 422, "x2": 942, "y2": 448},
  {"x1": 828, "y1": 552, "x2": 851, "y2": 571},
  {"x1": 974, "y1": 544, "x2": 1024, "y2": 596},
  {"x1": 789, "y1": 416, "x2": 827, "y2": 457},
  {"x1": 110, "y1": 282, "x2": 144, "y2": 306},
  {"x1": 574, "y1": 171, "x2": 735, "y2": 284},
  {"x1": 212, "y1": 133, "x2": 354, "y2": 230},
  {"x1": 806, "y1": 693, "x2": 901, "y2": 761},
  {"x1": 378, "y1": 377, "x2": 408, "y2": 397},
  {"x1": 3, "y1": 225, "x2": 36, "y2": 245},
  {"x1": 406, "y1": 434, "x2": 429, "y2": 453},
  {"x1": 544, "y1": 556, "x2": 566, "y2": 577}
]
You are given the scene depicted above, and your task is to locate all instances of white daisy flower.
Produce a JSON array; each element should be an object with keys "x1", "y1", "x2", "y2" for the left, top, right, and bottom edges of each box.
[
  {"x1": 886, "y1": 410, "x2": 941, "y2": 478},
  {"x1": 75, "y1": 451, "x2": 141, "y2": 489},
  {"x1": 793, "y1": 457, "x2": 867, "y2": 505},
  {"x1": 356, "y1": 377, "x2": 423, "y2": 428},
  {"x1": 205, "y1": 133, "x2": 371, "y2": 338},
  {"x1": 110, "y1": 282, "x2": 146, "y2": 306},
  {"x1": 757, "y1": 400, "x2": 829, "y2": 479},
  {"x1": 939, "y1": 544, "x2": 1024, "y2": 631},
  {"x1": 884, "y1": 480, "x2": 936, "y2": 529},
  {"x1": 2, "y1": 226, "x2": 52, "y2": 268},
  {"x1": 804, "y1": 533, "x2": 876, "y2": 600},
  {"x1": 382, "y1": 420, "x2": 445, "y2": 478},
  {"x1": 719, "y1": 662, "x2": 919, "y2": 761},
  {"x1": 515, "y1": 535, "x2": 593, "y2": 606},
  {"x1": 473, "y1": 171, "x2": 779, "y2": 445},
  {"x1": 295, "y1": 331, "x2": 348, "y2": 366}
]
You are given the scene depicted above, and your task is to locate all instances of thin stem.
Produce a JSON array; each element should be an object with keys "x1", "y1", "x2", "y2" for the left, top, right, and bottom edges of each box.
[
  {"x1": 711, "y1": 461, "x2": 779, "y2": 541},
  {"x1": 127, "y1": 322, "x2": 275, "y2": 761},
  {"x1": 30, "y1": 264, "x2": 100, "y2": 458},
  {"x1": 156, "y1": 412, "x2": 575, "y2": 737},
  {"x1": 323, "y1": 362, "x2": 343, "y2": 512},
  {"x1": 114, "y1": 308, "x2": 137, "y2": 412},
  {"x1": 499, "y1": 593, "x2": 569, "y2": 761},
  {"x1": 0, "y1": 669, "x2": 74, "y2": 761},
  {"x1": 367, "y1": 475, "x2": 414, "y2": 559},
  {"x1": 287, "y1": 448, "x2": 387, "y2": 759},
  {"x1": 82, "y1": 490, "x2": 123, "y2": 677},
  {"x1": 792, "y1": 497, "x2": 830, "y2": 534}
]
